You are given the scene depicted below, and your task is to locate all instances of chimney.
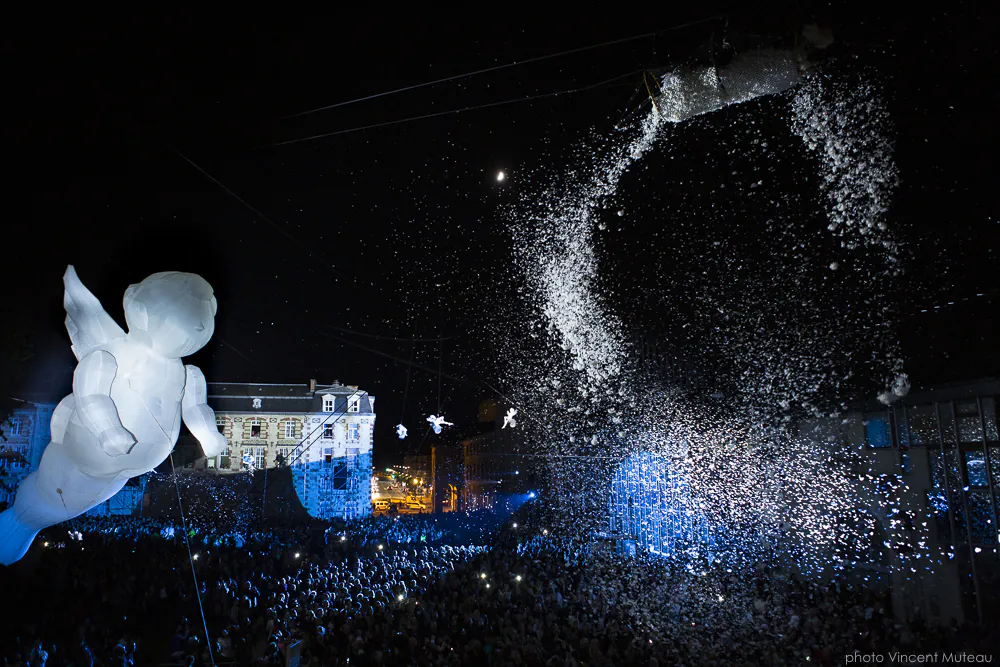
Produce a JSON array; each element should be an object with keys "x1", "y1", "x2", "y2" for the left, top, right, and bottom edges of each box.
[{"x1": 309, "y1": 379, "x2": 317, "y2": 392}]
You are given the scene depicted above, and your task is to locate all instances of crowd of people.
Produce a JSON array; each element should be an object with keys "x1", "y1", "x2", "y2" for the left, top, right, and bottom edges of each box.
[{"x1": 1, "y1": 504, "x2": 997, "y2": 665}]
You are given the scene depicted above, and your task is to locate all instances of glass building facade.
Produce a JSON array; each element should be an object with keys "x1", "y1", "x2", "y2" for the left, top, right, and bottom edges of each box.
[
  {"x1": 857, "y1": 380, "x2": 999, "y2": 622},
  {"x1": 864, "y1": 395, "x2": 999, "y2": 547}
]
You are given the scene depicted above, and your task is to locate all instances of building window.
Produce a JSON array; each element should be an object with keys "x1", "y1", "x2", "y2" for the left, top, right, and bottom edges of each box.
[
  {"x1": 277, "y1": 447, "x2": 292, "y2": 466},
  {"x1": 906, "y1": 405, "x2": 937, "y2": 447},
  {"x1": 323, "y1": 397, "x2": 335, "y2": 412},
  {"x1": 965, "y1": 451, "x2": 987, "y2": 487},
  {"x1": 9, "y1": 419, "x2": 22, "y2": 437},
  {"x1": 864, "y1": 413, "x2": 891, "y2": 448},
  {"x1": 956, "y1": 401, "x2": 984, "y2": 443},
  {"x1": 348, "y1": 395, "x2": 360, "y2": 413},
  {"x1": 983, "y1": 398, "x2": 998, "y2": 441},
  {"x1": 243, "y1": 447, "x2": 265, "y2": 469},
  {"x1": 216, "y1": 418, "x2": 226, "y2": 434},
  {"x1": 250, "y1": 419, "x2": 262, "y2": 438},
  {"x1": 284, "y1": 421, "x2": 296, "y2": 439},
  {"x1": 220, "y1": 445, "x2": 230, "y2": 470},
  {"x1": 348, "y1": 423, "x2": 360, "y2": 441},
  {"x1": 323, "y1": 423, "x2": 334, "y2": 439},
  {"x1": 334, "y1": 462, "x2": 351, "y2": 490}
]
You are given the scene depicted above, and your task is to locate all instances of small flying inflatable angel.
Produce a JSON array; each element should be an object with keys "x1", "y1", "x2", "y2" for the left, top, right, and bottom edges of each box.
[
  {"x1": 0, "y1": 266, "x2": 225, "y2": 566},
  {"x1": 426, "y1": 414, "x2": 453, "y2": 435},
  {"x1": 395, "y1": 424, "x2": 408, "y2": 440},
  {"x1": 502, "y1": 408, "x2": 518, "y2": 429},
  {"x1": 242, "y1": 451, "x2": 256, "y2": 472}
]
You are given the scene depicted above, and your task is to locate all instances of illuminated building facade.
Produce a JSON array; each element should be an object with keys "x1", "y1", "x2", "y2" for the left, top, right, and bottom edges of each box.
[
  {"x1": 0, "y1": 401, "x2": 55, "y2": 509},
  {"x1": 207, "y1": 379, "x2": 374, "y2": 520},
  {"x1": 606, "y1": 451, "x2": 715, "y2": 561}
]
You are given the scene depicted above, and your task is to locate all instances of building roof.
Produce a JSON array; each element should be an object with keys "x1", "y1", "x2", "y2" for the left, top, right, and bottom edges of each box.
[
  {"x1": 849, "y1": 376, "x2": 999, "y2": 412},
  {"x1": 207, "y1": 381, "x2": 375, "y2": 415}
]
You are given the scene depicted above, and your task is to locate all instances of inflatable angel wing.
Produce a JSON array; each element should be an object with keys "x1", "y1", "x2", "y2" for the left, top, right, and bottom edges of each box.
[
  {"x1": 63, "y1": 265, "x2": 127, "y2": 360},
  {"x1": 0, "y1": 266, "x2": 225, "y2": 565}
]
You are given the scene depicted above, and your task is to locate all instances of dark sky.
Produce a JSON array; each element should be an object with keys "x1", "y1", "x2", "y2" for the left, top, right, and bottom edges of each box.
[{"x1": 6, "y1": 6, "x2": 998, "y2": 464}]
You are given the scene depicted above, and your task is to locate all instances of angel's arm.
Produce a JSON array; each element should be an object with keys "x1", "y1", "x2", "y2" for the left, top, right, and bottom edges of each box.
[
  {"x1": 182, "y1": 365, "x2": 228, "y2": 458},
  {"x1": 74, "y1": 350, "x2": 136, "y2": 455}
]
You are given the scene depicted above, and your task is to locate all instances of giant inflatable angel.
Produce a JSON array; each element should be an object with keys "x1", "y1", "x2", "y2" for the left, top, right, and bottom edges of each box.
[{"x1": 0, "y1": 266, "x2": 227, "y2": 565}]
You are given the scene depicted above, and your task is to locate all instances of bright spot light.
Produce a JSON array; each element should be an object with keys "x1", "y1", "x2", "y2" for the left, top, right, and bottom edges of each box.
[
  {"x1": 43, "y1": 542, "x2": 49, "y2": 547},
  {"x1": 193, "y1": 553, "x2": 199, "y2": 560},
  {"x1": 975, "y1": 547, "x2": 982, "y2": 553},
  {"x1": 542, "y1": 529, "x2": 548, "y2": 536},
  {"x1": 528, "y1": 492, "x2": 535, "y2": 499},
  {"x1": 397, "y1": 594, "x2": 404, "y2": 601},
  {"x1": 341, "y1": 535, "x2": 346, "y2": 542},
  {"x1": 512, "y1": 523, "x2": 518, "y2": 529},
  {"x1": 515, "y1": 575, "x2": 522, "y2": 582},
  {"x1": 295, "y1": 552, "x2": 300, "y2": 559},
  {"x1": 486, "y1": 583, "x2": 490, "y2": 589},
  {"x1": 718, "y1": 595, "x2": 725, "y2": 602},
  {"x1": 378, "y1": 544, "x2": 383, "y2": 550},
  {"x1": 480, "y1": 572, "x2": 487, "y2": 579},
  {"x1": 497, "y1": 171, "x2": 505, "y2": 182}
]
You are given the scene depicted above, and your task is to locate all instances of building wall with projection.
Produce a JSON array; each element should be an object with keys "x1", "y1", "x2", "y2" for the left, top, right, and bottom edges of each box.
[
  {"x1": 207, "y1": 380, "x2": 374, "y2": 520},
  {"x1": 0, "y1": 401, "x2": 55, "y2": 509},
  {"x1": 606, "y1": 451, "x2": 715, "y2": 561}
]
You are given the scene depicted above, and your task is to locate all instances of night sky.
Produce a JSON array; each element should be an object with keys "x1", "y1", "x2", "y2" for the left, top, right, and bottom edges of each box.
[{"x1": 6, "y1": 7, "x2": 997, "y2": 465}]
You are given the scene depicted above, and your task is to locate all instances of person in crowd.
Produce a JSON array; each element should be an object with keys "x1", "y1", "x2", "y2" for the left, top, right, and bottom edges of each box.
[{"x1": 1, "y1": 473, "x2": 997, "y2": 665}]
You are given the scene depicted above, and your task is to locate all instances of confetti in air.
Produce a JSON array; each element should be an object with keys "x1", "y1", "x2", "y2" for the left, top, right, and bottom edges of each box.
[
  {"x1": 877, "y1": 372, "x2": 911, "y2": 405},
  {"x1": 790, "y1": 69, "x2": 901, "y2": 260},
  {"x1": 495, "y1": 53, "x2": 920, "y2": 631}
]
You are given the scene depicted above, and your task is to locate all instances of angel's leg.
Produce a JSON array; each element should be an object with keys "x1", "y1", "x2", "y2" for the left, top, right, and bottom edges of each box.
[{"x1": 0, "y1": 440, "x2": 125, "y2": 565}]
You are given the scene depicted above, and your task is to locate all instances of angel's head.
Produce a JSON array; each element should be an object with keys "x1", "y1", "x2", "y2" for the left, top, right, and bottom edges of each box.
[{"x1": 123, "y1": 271, "x2": 217, "y2": 358}]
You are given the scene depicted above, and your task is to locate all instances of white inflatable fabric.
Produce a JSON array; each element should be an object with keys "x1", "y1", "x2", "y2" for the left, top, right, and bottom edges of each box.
[
  {"x1": 656, "y1": 49, "x2": 806, "y2": 123},
  {"x1": 0, "y1": 266, "x2": 226, "y2": 565}
]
